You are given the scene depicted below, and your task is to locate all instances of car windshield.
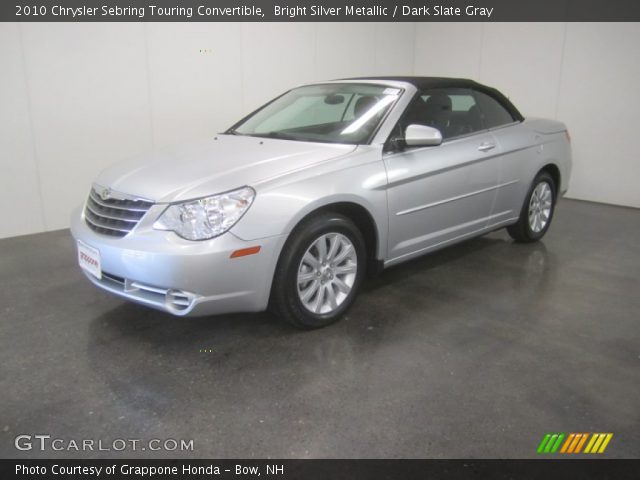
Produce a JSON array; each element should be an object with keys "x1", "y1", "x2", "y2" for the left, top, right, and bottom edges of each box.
[{"x1": 230, "y1": 83, "x2": 402, "y2": 144}]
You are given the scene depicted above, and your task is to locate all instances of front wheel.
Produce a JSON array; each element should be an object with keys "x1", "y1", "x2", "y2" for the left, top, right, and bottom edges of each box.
[
  {"x1": 507, "y1": 171, "x2": 556, "y2": 243},
  {"x1": 270, "y1": 213, "x2": 366, "y2": 329}
]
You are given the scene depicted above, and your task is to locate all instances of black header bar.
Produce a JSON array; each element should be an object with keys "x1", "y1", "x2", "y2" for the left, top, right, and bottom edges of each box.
[{"x1": 4, "y1": 0, "x2": 640, "y2": 22}]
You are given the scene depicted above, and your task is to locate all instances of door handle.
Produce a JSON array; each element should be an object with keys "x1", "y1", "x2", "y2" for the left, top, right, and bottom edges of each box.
[{"x1": 478, "y1": 142, "x2": 496, "y2": 152}]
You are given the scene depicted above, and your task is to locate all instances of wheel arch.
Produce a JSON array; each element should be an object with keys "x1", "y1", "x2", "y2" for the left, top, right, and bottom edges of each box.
[
  {"x1": 281, "y1": 198, "x2": 384, "y2": 276},
  {"x1": 538, "y1": 163, "x2": 561, "y2": 199}
]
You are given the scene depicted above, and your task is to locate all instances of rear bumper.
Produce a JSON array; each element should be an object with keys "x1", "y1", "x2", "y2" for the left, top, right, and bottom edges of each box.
[{"x1": 70, "y1": 206, "x2": 286, "y2": 316}]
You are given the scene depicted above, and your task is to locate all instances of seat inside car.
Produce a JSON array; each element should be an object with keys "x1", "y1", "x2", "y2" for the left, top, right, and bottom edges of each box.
[
  {"x1": 448, "y1": 104, "x2": 484, "y2": 137},
  {"x1": 465, "y1": 105, "x2": 483, "y2": 132},
  {"x1": 401, "y1": 93, "x2": 452, "y2": 138},
  {"x1": 403, "y1": 93, "x2": 486, "y2": 139},
  {"x1": 421, "y1": 92, "x2": 452, "y2": 136}
]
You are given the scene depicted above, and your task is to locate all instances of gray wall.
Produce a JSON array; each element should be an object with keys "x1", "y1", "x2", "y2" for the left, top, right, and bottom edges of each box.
[
  {"x1": 1, "y1": 22, "x2": 638, "y2": 239},
  {"x1": 414, "y1": 22, "x2": 640, "y2": 209}
]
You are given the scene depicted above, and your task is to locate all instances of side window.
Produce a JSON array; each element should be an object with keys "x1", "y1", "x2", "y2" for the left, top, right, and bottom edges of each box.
[
  {"x1": 473, "y1": 90, "x2": 515, "y2": 129},
  {"x1": 402, "y1": 88, "x2": 484, "y2": 140}
]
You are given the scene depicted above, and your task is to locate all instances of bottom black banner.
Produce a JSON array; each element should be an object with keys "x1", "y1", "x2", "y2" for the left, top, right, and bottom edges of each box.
[{"x1": 2, "y1": 459, "x2": 639, "y2": 479}]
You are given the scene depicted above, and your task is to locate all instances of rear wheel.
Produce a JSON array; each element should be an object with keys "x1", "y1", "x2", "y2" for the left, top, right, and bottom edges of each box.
[
  {"x1": 507, "y1": 171, "x2": 556, "y2": 243},
  {"x1": 270, "y1": 213, "x2": 366, "y2": 329}
]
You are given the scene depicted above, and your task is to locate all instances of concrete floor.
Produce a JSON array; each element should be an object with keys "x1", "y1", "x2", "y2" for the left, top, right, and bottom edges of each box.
[{"x1": 1, "y1": 199, "x2": 638, "y2": 459}]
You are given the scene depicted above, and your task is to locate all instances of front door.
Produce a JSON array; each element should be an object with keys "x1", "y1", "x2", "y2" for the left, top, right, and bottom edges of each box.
[{"x1": 384, "y1": 88, "x2": 501, "y2": 262}]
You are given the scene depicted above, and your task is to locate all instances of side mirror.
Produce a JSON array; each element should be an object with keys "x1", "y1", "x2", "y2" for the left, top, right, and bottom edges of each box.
[{"x1": 404, "y1": 124, "x2": 442, "y2": 147}]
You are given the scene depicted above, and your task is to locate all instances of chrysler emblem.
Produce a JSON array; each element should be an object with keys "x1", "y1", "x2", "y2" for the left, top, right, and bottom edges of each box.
[{"x1": 100, "y1": 188, "x2": 112, "y2": 201}]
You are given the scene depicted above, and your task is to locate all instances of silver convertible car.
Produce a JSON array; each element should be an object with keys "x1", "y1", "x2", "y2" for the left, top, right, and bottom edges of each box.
[{"x1": 71, "y1": 77, "x2": 572, "y2": 328}]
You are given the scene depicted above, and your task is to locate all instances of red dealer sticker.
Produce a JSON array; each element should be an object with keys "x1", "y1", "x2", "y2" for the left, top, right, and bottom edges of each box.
[{"x1": 77, "y1": 240, "x2": 101, "y2": 280}]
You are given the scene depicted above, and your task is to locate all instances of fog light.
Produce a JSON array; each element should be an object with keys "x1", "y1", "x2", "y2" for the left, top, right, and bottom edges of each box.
[{"x1": 166, "y1": 289, "x2": 193, "y2": 311}]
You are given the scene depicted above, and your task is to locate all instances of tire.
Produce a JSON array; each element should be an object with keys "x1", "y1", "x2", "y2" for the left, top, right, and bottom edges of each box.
[
  {"x1": 507, "y1": 171, "x2": 556, "y2": 243},
  {"x1": 270, "y1": 213, "x2": 366, "y2": 329}
]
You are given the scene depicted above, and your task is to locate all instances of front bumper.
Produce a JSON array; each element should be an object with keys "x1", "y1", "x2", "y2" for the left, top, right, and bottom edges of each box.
[{"x1": 70, "y1": 206, "x2": 286, "y2": 316}]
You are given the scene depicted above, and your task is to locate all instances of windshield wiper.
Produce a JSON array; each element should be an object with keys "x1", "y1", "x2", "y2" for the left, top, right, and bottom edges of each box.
[{"x1": 254, "y1": 131, "x2": 297, "y2": 140}]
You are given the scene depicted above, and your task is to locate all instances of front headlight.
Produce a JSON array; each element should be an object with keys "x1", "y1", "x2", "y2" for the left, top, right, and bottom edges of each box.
[{"x1": 153, "y1": 186, "x2": 255, "y2": 240}]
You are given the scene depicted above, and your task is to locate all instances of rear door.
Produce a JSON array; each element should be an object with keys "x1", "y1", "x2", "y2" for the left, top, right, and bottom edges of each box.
[{"x1": 472, "y1": 90, "x2": 530, "y2": 225}]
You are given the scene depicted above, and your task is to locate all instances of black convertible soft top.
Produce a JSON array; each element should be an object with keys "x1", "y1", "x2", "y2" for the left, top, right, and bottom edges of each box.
[{"x1": 341, "y1": 76, "x2": 524, "y2": 122}]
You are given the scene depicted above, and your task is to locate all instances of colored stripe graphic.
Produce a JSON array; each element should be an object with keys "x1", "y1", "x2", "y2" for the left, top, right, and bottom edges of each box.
[
  {"x1": 539, "y1": 433, "x2": 613, "y2": 454},
  {"x1": 597, "y1": 433, "x2": 613, "y2": 453},
  {"x1": 574, "y1": 433, "x2": 589, "y2": 453},
  {"x1": 537, "y1": 434, "x2": 552, "y2": 453},
  {"x1": 560, "y1": 433, "x2": 575, "y2": 453},
  {"x1": 584, "y1": 433, "x2": 613, "y2": 454},
  {"x1": 537, "y1": 433, "x2": 565, "y2": 454},
  {"x1": 567, "y1": 433, "x2": 581, "y2": 453},
  {"x1": 550, "y1": 433, "x2": 565, "y2": 453}
]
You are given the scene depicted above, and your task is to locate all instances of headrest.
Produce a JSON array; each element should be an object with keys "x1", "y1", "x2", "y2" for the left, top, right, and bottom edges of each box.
[{"x1": 425, "y1": 92, "x2": 452, "y2": 112}]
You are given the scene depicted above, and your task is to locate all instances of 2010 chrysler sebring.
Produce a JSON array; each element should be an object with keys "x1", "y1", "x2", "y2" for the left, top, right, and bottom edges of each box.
[{"x1": 71, "y1": 77, "x2": 572, "y2": 328}]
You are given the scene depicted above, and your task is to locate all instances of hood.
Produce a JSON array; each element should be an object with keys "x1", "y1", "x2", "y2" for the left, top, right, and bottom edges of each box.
[{"x1": 95, "y1": 135, "x2": 356, "y2": 203}]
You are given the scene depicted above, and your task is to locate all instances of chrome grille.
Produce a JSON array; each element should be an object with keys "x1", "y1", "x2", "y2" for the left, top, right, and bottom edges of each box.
[{"x1": 84, "y1": 187, "x2": 153, "y2": 237}]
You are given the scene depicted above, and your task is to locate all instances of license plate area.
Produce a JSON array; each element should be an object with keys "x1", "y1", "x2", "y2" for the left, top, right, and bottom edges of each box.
[{"x1": 77, "y1": 240, "x2": 101, "y2": 280}]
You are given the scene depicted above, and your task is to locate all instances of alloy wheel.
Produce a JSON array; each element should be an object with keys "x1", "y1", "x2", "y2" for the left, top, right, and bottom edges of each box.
[
  {"x1": 296, "y1": 233, "x2": 358, "y2": 314},
  {"x1": 528, "y1": 181, "x2": 553, "y2": 233}
]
